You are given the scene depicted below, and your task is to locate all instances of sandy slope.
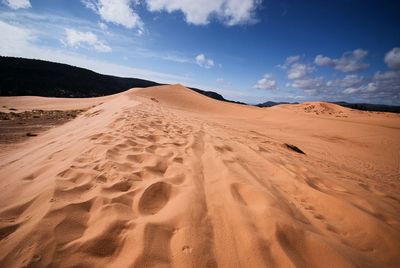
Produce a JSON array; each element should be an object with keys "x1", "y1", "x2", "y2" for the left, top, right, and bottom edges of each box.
[{"x1": 0, "y1": 84, "x2": 399, "y2": 267}]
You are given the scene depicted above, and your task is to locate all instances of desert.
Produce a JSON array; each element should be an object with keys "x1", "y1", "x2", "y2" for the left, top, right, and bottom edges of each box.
[
  {"x1": 1, "y1": 0, "x2": 400, "y2": 267},
  {"x1": 0, "y1": 84, "x2": 399, "y2": 267}
]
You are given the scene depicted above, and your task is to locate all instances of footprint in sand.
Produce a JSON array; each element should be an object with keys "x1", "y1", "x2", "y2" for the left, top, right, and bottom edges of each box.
[{"x1": 138, "y1": 181, "x2": 172, "y2": 215}]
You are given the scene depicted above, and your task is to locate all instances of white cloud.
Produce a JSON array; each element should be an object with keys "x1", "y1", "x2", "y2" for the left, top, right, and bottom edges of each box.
[
  {"x1": 371, "y1": 70, "x2": 400, "y2": 96},
  {"x1": 2, "y1": 0, "x2": 31, "y2": 9},
  {"x1": 285, "y1": 55, "x2": 301, "y2": 65},
  {"x1": 0, "y1": 20, "x2": 185, "y2": 84},
  {"x1": 287, "y1": 63, "x2": 313, "y2": 80},
  {"x1": 314, "y1": 49, "x2": 369, "y2": 72},
  {"x1": 81, "y1": 0, "x2": 97, "y2": 11},
  {"x1": 325, "y1": 75, "x2": 363, "y2": 89},
  {"x1": 314, "y1": 55, "x2": 332, "y2": 66},
  {"x1": 365, "y1": 82, "x2": 377, "y2": 92},
  {"x1": 195, "y1": 53, "x2": 214, "y2": 68},
  {"x1": 0, "y1": 10, "x2": 202, "y2": 66},
  {"x1": 373, "y1": 70, "x2": 400, "y2": 80},
  {"x1": 343, "y1": 83, "x2": 376, "y2": 95},
  {"x1": 340, "y1": 74, "x2": 363, "y2": 88},
  {"x1": 343, "y1": 87, "x2": 360, "y2": 94},
  {"x1": 145, "y1": 0, "x2": 262, "y2": 26},
  {"x1": 81, "y1": 0, "x2": 143, "y2": 31},
  {"x1": 384, "y1": 47, "x2": 400, "y2": 69},
  {"x1": 303, "y1": 89, "x2": 318, "y2": 96},
  {"x1": 277, "y1": 55, "x2": 301, "y2": 69},
  {"x1": 62, "y1": 28, "x2": 112, "y2": 53},
  {"x1": 277, "y1": 50, "x2": 399, "y2": 102},
  {"x1": 291, "y1": 77, "x2": 323, "y2": 90},
  {"x1": 98, "y1": 21, "x2": 108, "y2": 30},
  {"x1": 287, "y1": 74, "x2": 382, "y2": 100},
  {"x1": 0, "y1": 20, "x2": 33, "y2": 54},
  {"x1": 82, "y1": 0, "x2": 262, "y2": 32},
  {"x1": 254, "y1": 74, "x2": 277, "y2": 89}
]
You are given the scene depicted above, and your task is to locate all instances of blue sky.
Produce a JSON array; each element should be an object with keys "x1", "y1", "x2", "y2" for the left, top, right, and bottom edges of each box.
[{"x1": 1, "y1": 0, "x2": 399, "y2": 104}]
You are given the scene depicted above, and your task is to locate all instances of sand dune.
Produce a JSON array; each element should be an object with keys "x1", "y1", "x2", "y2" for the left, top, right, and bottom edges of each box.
[{"x1": 0, "y1": 84, "x2": 399, "y2": 267}]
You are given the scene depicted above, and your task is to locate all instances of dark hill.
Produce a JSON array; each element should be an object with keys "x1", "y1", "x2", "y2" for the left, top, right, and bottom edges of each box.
[
  {"x1": 331, "y1": 101, "x2": 400, "y2": 113},
  {"x1": 0, "y1": 56, "x2": 238, "y2": 104},
  {"x1": 0, "y1": 56, "x2": 160, "y2": 97},
  {"x1": 257, "y1": 100, "x2": 400, "y2": 113},
  {"x1": 257, "y1": 101, "x2": 298, "y2": 107}
]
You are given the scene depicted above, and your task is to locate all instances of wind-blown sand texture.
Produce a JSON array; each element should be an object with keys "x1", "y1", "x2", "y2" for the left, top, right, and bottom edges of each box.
[{"x1": 0, "y1": 84, "x2": 399, "y2": 267}]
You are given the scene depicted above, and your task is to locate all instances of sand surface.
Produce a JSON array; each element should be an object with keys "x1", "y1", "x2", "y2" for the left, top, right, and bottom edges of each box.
[{"x1": 0, "y1": 84, "x2": 399, "y2": 267}]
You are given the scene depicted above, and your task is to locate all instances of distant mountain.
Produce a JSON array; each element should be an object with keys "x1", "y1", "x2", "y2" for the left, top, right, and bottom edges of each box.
[
  {"x1": 0, "y1": 56, "x2": 237, "y2": 104},
  {"x1": 189, "y1": 87, "x2": 247, "y2": 105},
  {"x1": 331, "y1": 101, "x2": 400, "y2": 113},
  {"x1": 189, "y1": 87, "x2": 226, "y2": 101},
  {"x1": 257, "y1": 100, "x2": 400, "y2": 113},
  {"x1": 257, "y1": 101, "x2": 299, "y2": 107}
]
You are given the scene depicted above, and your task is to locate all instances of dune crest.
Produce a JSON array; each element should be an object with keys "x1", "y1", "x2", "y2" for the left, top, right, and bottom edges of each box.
[{"x1": 0, "y1": 85, "x2": 399, "y2": 267}]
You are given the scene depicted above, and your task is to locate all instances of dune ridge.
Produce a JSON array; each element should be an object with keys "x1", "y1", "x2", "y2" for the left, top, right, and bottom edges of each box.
[{"x1": 0, "y1": 84, "x2": 399, "y2": 267}]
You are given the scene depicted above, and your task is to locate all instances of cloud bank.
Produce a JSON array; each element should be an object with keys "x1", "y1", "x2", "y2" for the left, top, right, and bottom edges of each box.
[
  {"x1": 81, "y1": 0, "x2": 143, "y2": 32},
  {"x1": 2, "y1": 0, "x2": 31, "y2": 9},
  {"x1": 63, "y1": 28, "x2": 112, "y2": 53},
  {"x1": 254, "y1": 74, "x2": 276, "y2": 89},
  {"x1": 0, "y1": 20, "x2": 187, "y2": 84},
  {"x1": 315, "y1": 49, "x2": 369, "y2": 72},
  {"x1": 146, "y1": 0, "x2": 262, "y2": 26},
  {"x1": 384, "y1": 47, "x2": 400, "y2": 69},
  {"x1": 82, "y1": 0, "x2": 262, "y2": 30}
]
